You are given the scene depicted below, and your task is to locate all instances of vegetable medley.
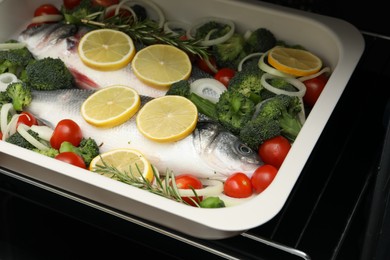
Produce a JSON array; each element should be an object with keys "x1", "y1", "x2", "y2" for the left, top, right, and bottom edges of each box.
[{"x1": 0, "y1": 0, "x2": 331, "y2": 208}]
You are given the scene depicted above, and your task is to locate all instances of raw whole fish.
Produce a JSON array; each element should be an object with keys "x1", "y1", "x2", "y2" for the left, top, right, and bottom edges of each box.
[
  {"x1": 26, "y1": 89, "x2": 263, "y2": 179},
  {"x1": 17, "y1": 22, "x2": 168, "y2": 98}
]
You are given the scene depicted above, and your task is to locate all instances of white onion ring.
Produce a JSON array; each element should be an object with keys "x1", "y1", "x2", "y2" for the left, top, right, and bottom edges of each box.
[
  {"x1": 30, "y1": 125, "x2": 54, "y2": 142},
  {"x1": 237, "y1": 52, "x2": 263, "y2": 72},
  {"x1": 261, "y1": 73, "x2": 306, "y2": 98},
  {"x1": 104, "y1": 3, "x2": 137, "y2": 22},
  {"x1": 178, "y1": 179, "x2": 224, "y2": 197},
  {"x1": 119, "y1": 0, "x2": 165, "y2": 27},
  {"x1": 0, "y1": 42, "x2": 26, "y2": 50},
  {"x1": 17, "y1": 124, "x2": 49, "y2": 151},
  {"x1": 186, "y1": 17, "x2": 235, "y2": 46},
  {"x1": 0, "y1": 73, "x2": 19, "y2": 91},
  {"x1": 1, "y1": 103, "x2": 15, "y2": 138},
  {"x1": 258, "y1": 51, "x2": 294, "y2": 78},
  {"x1": 2, "y1": 113, "x2": 20, "y2": 141},
  {"x1": 190, "y1": 78, "x2": 226, "y2": 103},
  {"x1": 31, "y1": 14, "x2": 63, "y2": 24},
  {"x1": 163, "y1": 20, "x2": 190, "y2": 36},
  {"x1": 298, "y1": 66, "x2": 331, "y2": 82}
]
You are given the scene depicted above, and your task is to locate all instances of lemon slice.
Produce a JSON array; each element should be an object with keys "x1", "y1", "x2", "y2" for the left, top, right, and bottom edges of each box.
[
  {"x1": 78, "y1": 28, "x2": 135, "y2": 71},
  {"x1": 136, "y1": 95, "x2": 198, "y2": 142},
  {"x1": 90, "y1": 148, "x2": 154, "y2": 183},
  {"x1": 131, "y1": 44, "x2": 192, "y2": 89},
  {"x1": 267, "y1": 46, "x2": 322, "y2": 77},
  {"x1": 81, "y1": 85, "x2": 141, "y2": 128}
]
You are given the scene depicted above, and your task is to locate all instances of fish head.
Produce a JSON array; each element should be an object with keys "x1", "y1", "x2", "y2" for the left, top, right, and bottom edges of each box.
[{"x1": 193, "y1": 121, "x2": 263, "y2": 178}]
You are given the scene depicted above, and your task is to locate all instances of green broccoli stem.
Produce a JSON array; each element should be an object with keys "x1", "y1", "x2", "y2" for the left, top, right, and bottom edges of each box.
[
  {"x1": 188, "y1": 93, "x2": 218, "y2": 120},
  {"x1": 279, "y1": 110, "x2": 302, "y2": 141}
]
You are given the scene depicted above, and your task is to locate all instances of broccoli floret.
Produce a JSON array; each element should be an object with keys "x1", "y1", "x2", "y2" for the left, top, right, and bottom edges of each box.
[
  {"x1": 212, "y1": 33, "x2": 247, "y2": 69},
  {"x1": 5, "y1": 129, "x2": 39, "y2": 149},
  {"x1": 0, "y1": 91, "x2": 12, "y2": 106},
  {"x1": 244, "y1": 28, "x2": 277, "y2": 53},
  {"x1": 62, "y1": 0, "x2": 101, "y2": 24},
  {"x1": 260, "y1": 77, "x2": 299, "y2": 100},
  {"x1": 216, "y1": 90, "x2": 255, "y2": 135},
  {"x1": 33, "y1": 147, "x2": 59, "y2": 158},
  {"x1": 194, "y1": 21, "x2": 232, "y2": 41},
  {"x1": 228, "y1": 60, "x2": 264, "y2": 103},
  {"x1": 251, "y1": 94, "x2": 303, "y2": 143},
  {"x1": 166, "y1": 80, "x2": 191, "y2": 97},
  {"x1": 24, "y1": 57, "x2": 75, "y2": 90},
  {"x1": 239, "y1": 117, "x2": 281, "y2": 150},
  {"x1": 0, "y1": 41, "x2": 34, "y2": 78},
  {"x1": 59, "y1": 138, "x2": 100, "y2": 167},
  {"x1": 6, "y1": 81, "x2": 32, "y2": 111}
]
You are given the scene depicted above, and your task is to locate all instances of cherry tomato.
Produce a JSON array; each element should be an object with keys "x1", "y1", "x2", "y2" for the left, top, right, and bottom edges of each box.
[
  {"x1": 0, "y1": 132, "x2": 2, "y2": 140},
  {"x1": 175, "y1": 174, "x2": 203, "y2": 206},
  {"x1": 214, "y1": 68, "x2": 236, "y2": 88},
  {"x1": 251, "y1": 165, "x2": 278, "y2": 194},
  {"x1": 196, "y1": 56, "x2": 217, "y2": 75},
  {"x1": 258, "y1": 135, "x2": 291, "y2": 169},
  {"x1": 34, "y1": 4, "x2": 61, "y2": 17},
  {"x1": 50, "y1": 119, "x2": 82, "y2": 150},
  {"x1": 223, "y1": 172, "x2": 253, "y2": 198},
  {"x1": 55, "y1": 152, "x2": 86, "y2": 169},
  {"x1": 17, "y1": 112, "x2": 38, "y2": 127},
  {"x1": 303, "y1": 74, "x2": 329, "y2": 108},
  {"x1": 63, "y1": 0, "x2": 81, "y2": 10},
  {"x1": 92, "y1": 0, "x2": 119, "y2": 7}
]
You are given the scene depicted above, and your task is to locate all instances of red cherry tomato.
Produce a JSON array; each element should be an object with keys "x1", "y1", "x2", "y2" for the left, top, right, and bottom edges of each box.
[
  {"x1": 175, "y1": 174, "x2": 203, "y2": 206},
  {"x1": 214, "y1": 68, "x2": 236, "y2": 88},
  {"x1": 196, "y1": 56, "x2": 218, "y2": 75},
  {"x1": 251, "y1": 165, "x2": 278, "y2": 194},
  {"x1": 258, "y1": 135, "x2": 291, "y2": 169},
  {"x1": 50, "y1": 119, "x2": 82, "y2": 150},
  {"x1": 34, "y1": 4, "x2": 61, "y2": 17},
  {"x1": 92, "y1": 0, "x2": 119, "y2": 7},
  {"x1": 63, "y1": 0, "x2": 81, "y2": 10},
  {"x1": 17, "y1": 112, "x2": 38, "y2": 127},
  {"x1": 55, "y1": 152, "x2": 86, "y2": 169},
  {"x1": 303, "y1": 74, "x2": 329, "y2": 108},
  {"x1": 0, "y1": 132, "x2": 3, "y2": 140},
  {"x1": 223, "y1": 172, "x2": 253, "y2": 198}
]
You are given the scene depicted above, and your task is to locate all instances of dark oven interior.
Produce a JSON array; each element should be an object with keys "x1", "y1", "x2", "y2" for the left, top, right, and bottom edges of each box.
[{"x1": 1, "y1": 1, "x2": 390, "y2": 259}]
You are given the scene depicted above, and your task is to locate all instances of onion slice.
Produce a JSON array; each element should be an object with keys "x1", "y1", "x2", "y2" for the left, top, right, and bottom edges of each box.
[
  {"x1": 258, "y1": 51, "x2": 294, "y2": 78},
  {"x1": 30, "y1": 14, "x2": 63, "y2": 24},
  {"x1": 103, "y1": 3, "x2": 137, "y2": 22},
  {"x1": 0, "y1": 42, "x2": 26, "y2": 50},
  {"x1": 177, "y1": 179, "x2": 224, "y2": 197},
  {"x1": 1, "y1": 103, "x2": 16, "y2": 138},
  {"x1": 237, "y1": 52, "x2": 263, "y2": 72},
  {"x1": 0, "y1": 72, "x2": 19, "y2": 91},
  {"x1": 190, "y1": 78, "x2": 226, "y2": 103},
  {"x1": 164, "y1": 20, "x2": 190, "y2": 36},
  {"x1": 261, "y1": 73, "x2": 306, "y2": 98},
  {"x1": 2, "y1": 113, "x2": 20, "y2": 141},
  {"x1": 298, "y1": 66, "x2": 331, "y2": 82},
  {"x1": 30, "y1": 125, "x2": 54, "y2": 142},
  {"x1": 186, "y1": 17, "x2": 235, "y2": 46},
  {"x1": 17, "y1": 124, "x2": 50, "y2": 151}
]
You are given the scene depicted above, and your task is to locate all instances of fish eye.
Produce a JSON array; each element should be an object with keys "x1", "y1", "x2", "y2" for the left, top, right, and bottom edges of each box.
[{"x1": 238, "y1": 143, "x2": 253, "y2": 154}]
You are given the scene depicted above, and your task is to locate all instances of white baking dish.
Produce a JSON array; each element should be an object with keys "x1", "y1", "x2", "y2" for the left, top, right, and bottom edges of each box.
[{"x1": 0, "y1": 0, "x2": 364, "y2": 239}]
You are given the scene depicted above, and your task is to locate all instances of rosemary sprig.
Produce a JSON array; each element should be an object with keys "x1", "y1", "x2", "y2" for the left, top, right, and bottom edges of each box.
[
  {"x1": 92, "y1": 158, "x2": 201, "y2": 206},
  {"x1": 63, "y1": 3, "x2": 209, "y2": 59}
]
